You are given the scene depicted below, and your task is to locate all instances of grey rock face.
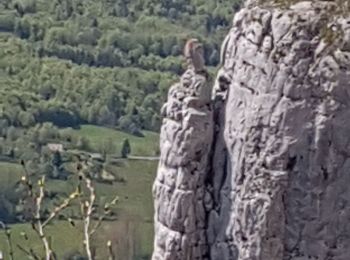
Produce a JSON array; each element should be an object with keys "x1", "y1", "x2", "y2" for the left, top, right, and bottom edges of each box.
[
  {"x1": 153, "y1": 1, "x2": 350, "y2": 259},
  {"x1": 153, "y1": 67, "x2": 213, "y2": 260}
]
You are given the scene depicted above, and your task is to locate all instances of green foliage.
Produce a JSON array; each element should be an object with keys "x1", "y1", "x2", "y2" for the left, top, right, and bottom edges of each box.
[
  {"x1": 0, "y1": 35, "x2": 177, "y2": 134},
  {"x1": 0, "y1": 163, "x2": 23, "y2": 222},
  {"x1": 0, "y1": 0, "x2": 240, "y2": 136},
  {"x1": 121, "y1": 138, "x2": 131, "y2": 158},
  {"x1": 0, "y1": 14, "x2": 16, "y2": 32}
]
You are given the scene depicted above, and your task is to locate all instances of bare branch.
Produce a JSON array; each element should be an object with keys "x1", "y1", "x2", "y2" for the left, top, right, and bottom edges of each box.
[
  {"x1": 89, "y1": 195, "x2": 118, "y2": 236},
  {"x1": 81, "y1": 175, "x2": 96, "y2": 260},
  {"x1": 76, "y1": 158, "x2": 120, "y2": 260},
  {"x1": 33, "y1": 176, "x2": 54, "y2": 260},
  {"x1": 16, "y1": 244, "x2": 40, "y2": 260},
  {"x1": 42, "y1": 190, "x2": 79, "y2": 228},
  {"x1": 89, "y1": 215, "x2": 105, "y2": 237},
  {"x1": 107, "y1": 240, "x2": 115, "y2": 260},
  {"x1": 20, "y1": 160, "x2": 79, "y2": 260}
]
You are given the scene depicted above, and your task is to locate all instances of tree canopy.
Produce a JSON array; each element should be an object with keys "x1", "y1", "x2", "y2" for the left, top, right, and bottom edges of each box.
[{"x1": 0, "y1": 0, "x2": 241, "y2": 134}]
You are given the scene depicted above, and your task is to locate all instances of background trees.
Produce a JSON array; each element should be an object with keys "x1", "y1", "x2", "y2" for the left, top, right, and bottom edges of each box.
[{"x1": 0, "y1": 0, "x2": 242, "y2": 134}]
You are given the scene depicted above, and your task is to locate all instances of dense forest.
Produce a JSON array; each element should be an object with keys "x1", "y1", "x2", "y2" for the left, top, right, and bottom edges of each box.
[
  {"x1": 0, "y1": 0, "x2": 243, "y2": 163},
  {"x1": 0, "y1": 0, "x2": 240, "y2": 133}
]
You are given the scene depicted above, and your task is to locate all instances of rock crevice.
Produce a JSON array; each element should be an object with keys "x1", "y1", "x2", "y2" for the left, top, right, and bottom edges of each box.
[
  {"x1": 153, "y1": 1, "x2": 350, "y2": 259},
  {"x1": 153, "y1": 67, "x2": 213, "y2": 259}
]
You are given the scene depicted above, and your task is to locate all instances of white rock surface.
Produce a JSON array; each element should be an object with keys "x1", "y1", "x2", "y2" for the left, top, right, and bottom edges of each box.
[{"x1": 153, "y1": 1, "x2": 350, "y2": 259}]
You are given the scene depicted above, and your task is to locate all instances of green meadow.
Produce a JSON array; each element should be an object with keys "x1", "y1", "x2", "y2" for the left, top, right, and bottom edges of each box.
[
  {"x1": 0, "y1": 127, "x2": 159, "y2": 259},
  {"x1": 73, "y1": 125, "x2": 160, "y2": 156}
]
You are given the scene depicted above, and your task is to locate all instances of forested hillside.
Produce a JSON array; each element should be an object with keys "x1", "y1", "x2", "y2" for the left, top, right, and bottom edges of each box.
[{"x1": 0, "y1": 0, "x2": 240, "y2": 135}]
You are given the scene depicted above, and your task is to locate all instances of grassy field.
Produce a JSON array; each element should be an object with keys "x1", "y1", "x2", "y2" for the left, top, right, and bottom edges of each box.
[
  {"x1": 0, "y1": 162, "x2": 23, "y2": 190},
  {"x1": 0, "y1": 160, "x2": 157, "y2": 259},
  {"x1": 1, "y1": 221, "x2": 83, "y2": 259},
  {"x1": 72, "y1": 125, "x2": 160, "y2": 156},
  {"x1": 0, "y1": 127, "x2": 159, "y2": 259}
]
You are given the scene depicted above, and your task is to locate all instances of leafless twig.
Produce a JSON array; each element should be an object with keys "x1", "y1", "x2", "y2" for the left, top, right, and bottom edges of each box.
[
  {"x1": 80, "y1": 176, "x2": 96, "y2": 260},
  {"x1": 42, "y1": 190, "x2": 79, "y2": 228},
  {"x1": 33, "y1": 176, "x2": 54, "y2": 260},
  {"x1": 78, "y1": 164, "x2": 118, "y2": 259},
  {"x1": 107, "y1": 240, "x2": 115, "y2": 260},
  {"x1": 89, "y1": 195, "x2": 118, "y2": 236},
  {"x1": 16, "y1": 244, "x2": 40, "y2": 260},
  {"x1": 20, "y1": 161, "x2": 79, "y2": 260}
]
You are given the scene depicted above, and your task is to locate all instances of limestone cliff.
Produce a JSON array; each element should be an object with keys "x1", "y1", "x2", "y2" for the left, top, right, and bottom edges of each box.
[
  {"x1": 153, "y1": 1, "x2": 350, "y2": 259},
  {"x1": 152, "y1": 67, "x2": 213, "y2": 259}
]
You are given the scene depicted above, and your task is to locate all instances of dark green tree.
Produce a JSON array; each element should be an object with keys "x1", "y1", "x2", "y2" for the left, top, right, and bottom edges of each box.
[
  {"x1": 121, "y1": 138, "x2": 131, "y2": 158},
  {"x1": 51, "y1": 150, "x2": 62, "y2": 168}
]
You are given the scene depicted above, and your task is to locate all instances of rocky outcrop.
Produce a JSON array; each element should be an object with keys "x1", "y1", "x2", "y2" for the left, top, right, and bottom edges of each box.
[
  {"x1": 152, "y1": 68, "x2": 213, "y2": 259},
  {"x1": 153, "y1": 1, "x2": 350, "y2": 259}
]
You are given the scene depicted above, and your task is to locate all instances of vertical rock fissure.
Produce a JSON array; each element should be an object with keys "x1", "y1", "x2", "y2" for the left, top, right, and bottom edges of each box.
[
  {"x1": 207, "y1": 1, "x2": 350, "y2": 260},
  {"x1": 152, "y1": 55, "x2": 214, "y2": 258},
  {"x1": 153, "y1": 1, "x2": 350, "y2": 260}
]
